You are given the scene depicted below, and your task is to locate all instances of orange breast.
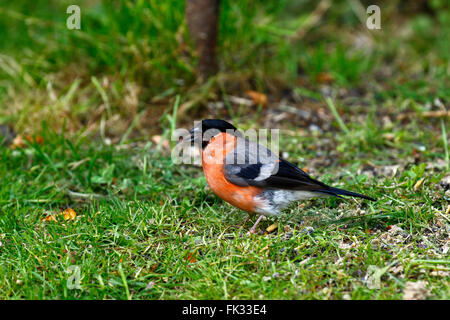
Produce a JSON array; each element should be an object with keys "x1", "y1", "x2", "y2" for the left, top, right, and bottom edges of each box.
[{"x1": 201, "y1": 132, "x2": 262, "y2": 213}]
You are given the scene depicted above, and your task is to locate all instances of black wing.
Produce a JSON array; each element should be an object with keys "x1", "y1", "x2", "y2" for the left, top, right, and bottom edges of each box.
[
  {"x1": 224, "y1": 143, "x2": 375, "y2": 201},
  {"x1": 225, "y1": 158, "x2": 329, "y2": 192}
]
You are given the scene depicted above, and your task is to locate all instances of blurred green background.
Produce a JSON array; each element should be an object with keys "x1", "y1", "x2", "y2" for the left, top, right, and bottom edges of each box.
[{"x1": 0, "y1": 0, "x2": 448, "y2": 137}]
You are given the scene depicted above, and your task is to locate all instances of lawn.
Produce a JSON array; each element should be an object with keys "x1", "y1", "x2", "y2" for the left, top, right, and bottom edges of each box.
[{"x1": 0, "y1": 0, "x2": 449, "y2": 299}]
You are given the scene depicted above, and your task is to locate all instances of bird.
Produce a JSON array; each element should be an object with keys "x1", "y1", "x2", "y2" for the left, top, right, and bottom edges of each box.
[{"x1": 184, "y1": 119, "x2": 376, "y2": 234}]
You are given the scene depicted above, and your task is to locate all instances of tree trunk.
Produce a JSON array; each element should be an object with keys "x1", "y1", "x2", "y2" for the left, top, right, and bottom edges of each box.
[{"x1": 186, "y1": 0, "x2": 220, "y2": 80}]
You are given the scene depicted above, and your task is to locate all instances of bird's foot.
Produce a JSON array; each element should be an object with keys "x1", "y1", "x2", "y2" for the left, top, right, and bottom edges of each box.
[{"x1": 246, "y1": 227, "x2": 257, "y2": 236}]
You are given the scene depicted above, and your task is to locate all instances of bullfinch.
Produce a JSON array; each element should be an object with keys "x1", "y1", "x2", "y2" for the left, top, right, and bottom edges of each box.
[{"x1": 185, "y1": 119, "x2": 375, "y2": 234}]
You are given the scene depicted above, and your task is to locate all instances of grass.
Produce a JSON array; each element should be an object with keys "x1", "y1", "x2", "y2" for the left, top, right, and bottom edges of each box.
[
  {"x1": 1, "y1": 0, "x2": 448, "y2": 133},
  {"x1": 0, "y1": 117, "x2": 448, "y2": 299},
  {"x1": 0, "y1": 0, "x2": 449, "y2": 299}
]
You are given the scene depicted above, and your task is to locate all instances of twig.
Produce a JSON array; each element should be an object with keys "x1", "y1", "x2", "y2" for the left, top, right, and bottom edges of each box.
[
  {"x1": 66, "y1": 190, "x2": 107, "y2": 199},
  {"x1": 396, "y1": 110, "x2": 450, "y2": 121}
]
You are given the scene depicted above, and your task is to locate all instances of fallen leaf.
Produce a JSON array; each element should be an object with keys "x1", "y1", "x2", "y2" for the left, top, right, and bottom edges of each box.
[
  {"x1": 10, "y1": 134, "x2": 44, "y2": 149},
  {"x1": 10, "y1": 135, "x2": 25, "y2": 149},
  {"x1": 185, "y1": 252, "x2": 196, "y2": 263},
  {"x1": 62, "y1": 208, "x2": 77, "y2": 220},
  {"x1": 403, "y1": 281, "x2": 429, "y2": 300},
  {"x1": 316, "y1": 72, "x2": 334, "y2": 84},
  {"x1": 246, "y1": 90, "x2": 268, "y2": 106},
  {"x1": 413, "y1": 178, "x2": 425, "y2": 191},
  {"x1": 42, "y1": 214, "x2": 57, "y2": 222},
  {"x1": 25, "y1": 134, "x2": 44, "y2": 145},
  {"x1": 265, "y1": 223, "x2": 278, "y2": 234},
  {"x1": 152, "y1": 135, "x2": 170, "y2": 150},
  {"x1": 42, "y1": 208, "x2": 77, "y2": 222},
  {"x1": 297, "y1": 203, "x2": 306, "y2": 210}
]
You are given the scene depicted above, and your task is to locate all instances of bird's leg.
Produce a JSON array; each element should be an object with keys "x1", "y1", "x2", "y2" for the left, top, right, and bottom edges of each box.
[{"x1": 247, "y1": 214, "x2": 264, "y2": 235}]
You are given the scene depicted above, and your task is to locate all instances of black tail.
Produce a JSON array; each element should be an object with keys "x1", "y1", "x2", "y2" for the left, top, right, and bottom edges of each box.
[{"x1": 319, "y1": 187, "x2": 376, "y2": 201}]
